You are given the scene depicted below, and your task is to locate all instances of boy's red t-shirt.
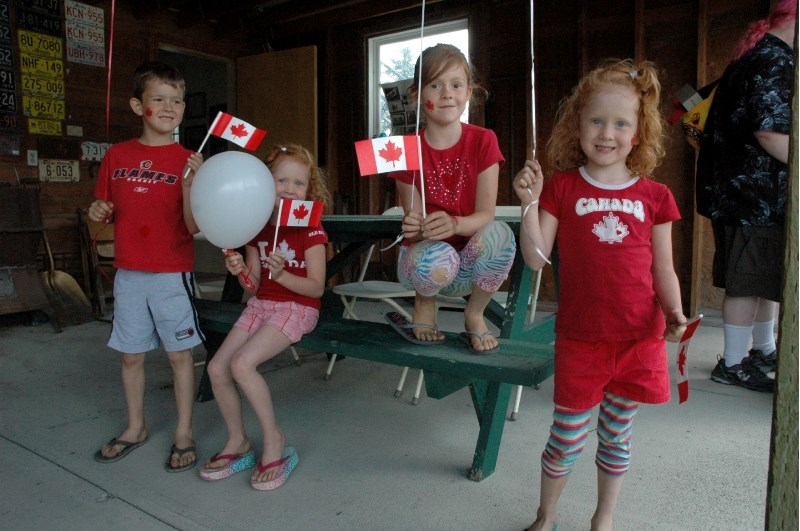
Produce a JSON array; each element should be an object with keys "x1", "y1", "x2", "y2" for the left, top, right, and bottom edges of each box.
[{"x1": 94, "y1": 139, "x2": 195, "y2": 272}]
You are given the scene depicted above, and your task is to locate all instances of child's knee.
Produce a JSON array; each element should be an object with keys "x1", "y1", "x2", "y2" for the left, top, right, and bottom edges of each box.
[
  {"x1": 431, "y1": 267, "x2": 451, "y2": 284},
  {"x1": 206, "y1": 356, "x2": 229, "y2": 383}
]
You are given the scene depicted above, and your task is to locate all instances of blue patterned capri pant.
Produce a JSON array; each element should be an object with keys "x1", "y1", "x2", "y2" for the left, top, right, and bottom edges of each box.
[{"x1": 397, "y1": 221, "x2": 516, "y2": 297}]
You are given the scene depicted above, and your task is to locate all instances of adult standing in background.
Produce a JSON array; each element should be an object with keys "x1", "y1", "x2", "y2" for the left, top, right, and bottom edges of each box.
[{"x1": 696, "y1": 0, "x2": 796, "y2": 392}]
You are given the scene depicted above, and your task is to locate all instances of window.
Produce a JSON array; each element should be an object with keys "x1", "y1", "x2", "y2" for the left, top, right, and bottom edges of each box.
[{"x1": 368, "y1": 20, "x2": 468, "y2": 138}]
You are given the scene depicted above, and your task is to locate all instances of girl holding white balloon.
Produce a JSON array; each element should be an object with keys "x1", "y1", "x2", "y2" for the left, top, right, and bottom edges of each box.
[{"x1": 199, "y1": 143, "x2": 331, "y2": 490}]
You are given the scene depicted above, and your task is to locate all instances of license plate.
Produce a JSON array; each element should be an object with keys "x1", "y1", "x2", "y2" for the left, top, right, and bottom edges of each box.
[
  {"x1": 28, "y1": 117, "x2": 61, "y2": 135},
  {"x1": 38, "y1": 159, "x2": 79, "y2": 182}
]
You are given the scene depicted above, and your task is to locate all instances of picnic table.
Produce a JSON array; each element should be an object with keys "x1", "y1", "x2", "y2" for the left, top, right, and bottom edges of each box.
[{"x1": 195, "y1": 214, "x2": 555, "y2": 481}]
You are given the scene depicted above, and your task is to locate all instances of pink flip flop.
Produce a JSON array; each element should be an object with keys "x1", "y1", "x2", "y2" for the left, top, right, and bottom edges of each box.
[
  {"x1": 199, "y1": 450, "x2": 256, "y2": 481},
  {"x1": 250, "y1": 446, "x2": 298, "y2": 491}
]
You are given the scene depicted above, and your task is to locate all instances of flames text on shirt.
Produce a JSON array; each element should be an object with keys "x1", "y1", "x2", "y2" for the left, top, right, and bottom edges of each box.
[{"x1": 111, "y1": 160, "x2": 179, "y2": 185}]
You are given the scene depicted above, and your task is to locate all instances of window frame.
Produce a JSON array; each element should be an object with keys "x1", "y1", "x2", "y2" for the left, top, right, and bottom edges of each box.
[{"x1": 367, "y1": 19, "x2": 468, "y2": 138}]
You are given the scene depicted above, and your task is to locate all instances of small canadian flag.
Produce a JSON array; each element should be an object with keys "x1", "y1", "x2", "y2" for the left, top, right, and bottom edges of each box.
[
  {"x1": 209, "y1": 111, "x2": 267, "y2": 150},
  {"x1": 676, "y1": 314, "x2": 703, "y2": 404},
  {"x1": 354, "y1": 135, "x2": 420, "y2": 176},
  {"x1": 277, "y1": 199, "x2": 324, "y2": 227}
]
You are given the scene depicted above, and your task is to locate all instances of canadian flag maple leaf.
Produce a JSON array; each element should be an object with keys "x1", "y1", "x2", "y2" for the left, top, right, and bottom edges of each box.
[
  {"x1": 677, "y1": 346, "x2": 687, "y2": 375},
  {"x1": 293, "y1": 203, "x2": 309, "y2": 220},
  {"x1": 378, "y1": 140, "x2": 404, "y2": 167},
  {"x1": 229, "y1": 123, "x2": 249, "y2": 138}
]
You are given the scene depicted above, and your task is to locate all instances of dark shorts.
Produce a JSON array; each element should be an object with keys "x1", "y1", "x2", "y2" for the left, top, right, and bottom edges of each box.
[{"x1": 712, "y1": 222, "x2": 784, "y2": 302}]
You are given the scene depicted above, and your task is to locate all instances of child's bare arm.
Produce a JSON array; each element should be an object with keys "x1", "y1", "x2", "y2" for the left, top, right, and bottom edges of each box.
[
  {"x1": 651, "y1": 222, "x2": 687, "y2": 342},
  {"x1": 514, "y1": 160, "x2": 556, "y2": 270},
  {"x1": 225, "y1": 245, "x2": 261, "y2": 293},
  {"x1": 270, "y1": 243, "x2": 326, "y2": 298}
]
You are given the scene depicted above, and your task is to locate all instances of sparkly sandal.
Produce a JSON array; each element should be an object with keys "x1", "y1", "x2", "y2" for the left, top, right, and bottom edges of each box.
[
  {"x1": 250, "y1": 446, "x2": 298, "y2": 491},
  {"x1": 199, "y1": 450, "x2": 256, "y2": 481}
]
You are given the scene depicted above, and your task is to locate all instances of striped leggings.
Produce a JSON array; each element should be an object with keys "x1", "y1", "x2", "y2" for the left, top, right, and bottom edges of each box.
[
  {"x1": 397, "y1": 221, "x2": 516, "y2": 296},
  {"x1": 541, "y1": 393, "x2": 639, "y2": 478}
]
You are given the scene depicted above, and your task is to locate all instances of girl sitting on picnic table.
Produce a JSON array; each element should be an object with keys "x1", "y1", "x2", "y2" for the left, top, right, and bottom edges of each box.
[
  {"x1": 514, "y1": 59, "x2": 687, "y2": 530},
  {"x1": 387, "y1": 43, "x2": 516, "y2": 353},
  {"x1": 200, "y1": 143, "x2": 331, "y2": 490}
]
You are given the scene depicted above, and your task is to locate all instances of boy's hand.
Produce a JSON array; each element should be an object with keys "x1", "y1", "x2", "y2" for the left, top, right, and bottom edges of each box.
[
  {"x1": 182, "y1": 152, "x2": 204, "y2": 185},
  {"x1": 664, "y1": 310, "x2": 688, "y2": 343},
  {"x1": 514, "y1": 159, "x2": 544, "y2": 205},
  {"x1": 88, "y1": 199, "x2": 114, "y2": 223}
]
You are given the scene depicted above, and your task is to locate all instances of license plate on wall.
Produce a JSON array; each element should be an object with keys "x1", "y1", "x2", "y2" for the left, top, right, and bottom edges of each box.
[{"x1": 38, "y1": 159, "x2": 79, "y2": 182}]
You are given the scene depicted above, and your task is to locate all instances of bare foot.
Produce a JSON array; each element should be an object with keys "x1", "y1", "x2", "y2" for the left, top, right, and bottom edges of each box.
[
  {"x1": 464, "y1": 313, "x2": 498, "y2": 352},
  {"x1": 168, "y1": 433, "x2": 197, "y2": 469},
  {"x1": 412, "y1": 294, "x2": 445, "y2": 342},
  {"x1": 251, "y1": 430, "x2": 286, "y2": 483},
  {"x1": 205, "y1": 438, "x2": 251, "y2": 469},
  {"x1": 100, "y1": 427, "x2": 148, "y2": 459},
  {"x1": 527, "y1": 517, "x2": 557, "y2": 531}
]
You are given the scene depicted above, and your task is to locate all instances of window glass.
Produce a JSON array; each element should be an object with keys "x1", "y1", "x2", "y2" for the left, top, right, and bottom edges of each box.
[{"x1": 368, "y1": 21, "x2": 468, "y2": 137}]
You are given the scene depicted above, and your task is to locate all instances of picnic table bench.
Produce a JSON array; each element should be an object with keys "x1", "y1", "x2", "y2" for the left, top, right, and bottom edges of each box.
[{"x1": 194, "y1": 215, "x2": 556, "y2": 481}]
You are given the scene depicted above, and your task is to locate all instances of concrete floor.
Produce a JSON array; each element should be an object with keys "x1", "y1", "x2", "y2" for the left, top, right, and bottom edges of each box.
[{"x1": 0, "y1": 302, "x2": 774, "y2": 531}]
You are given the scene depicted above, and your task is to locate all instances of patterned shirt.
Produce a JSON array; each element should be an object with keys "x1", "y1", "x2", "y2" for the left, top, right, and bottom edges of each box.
[
  {"x1": 696, "y1": 34, "x2": 793, "y2": 226},
  {"x1": 389, "y1": 123, "x2": 504, "y2": 248}
]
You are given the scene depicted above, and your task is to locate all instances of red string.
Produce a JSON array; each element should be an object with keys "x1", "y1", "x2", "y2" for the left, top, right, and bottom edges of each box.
[{"x1": 105, "y1": 0, "x2": 116, "y2": 140}]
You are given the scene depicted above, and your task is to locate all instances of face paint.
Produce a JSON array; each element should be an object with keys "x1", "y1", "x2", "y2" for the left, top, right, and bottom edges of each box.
[
  {"x1": 145, "y1": 108, "x2": 153, "y2": 117},
  {"x1": 425, "y1": 100, "x2": 435, "y2": 111}
]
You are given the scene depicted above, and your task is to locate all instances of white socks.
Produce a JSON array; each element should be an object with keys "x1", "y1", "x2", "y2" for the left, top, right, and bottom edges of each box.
[
  {"x1": 751, "y1": 319, "x2": 776, "y2": 354},
  {"x1": 722, "y1": 324, "x2": 752, "y2": 367}
]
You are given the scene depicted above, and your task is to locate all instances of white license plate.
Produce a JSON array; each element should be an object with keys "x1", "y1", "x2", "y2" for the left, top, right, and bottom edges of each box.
[{"x1": 38, "y1": 159, "x2": 80, "y2": 182}]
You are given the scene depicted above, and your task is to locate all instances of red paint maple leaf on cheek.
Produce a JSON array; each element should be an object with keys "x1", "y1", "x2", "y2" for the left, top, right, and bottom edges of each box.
[
  {"x1": 293, "y1": 204, "x2": 309, "y2": 219},
  {"x1": 145, "y1": 108, "x2": 153, "y2": 117},
  {"x1": 425, "y1": 100, "x2": 435, "y2": 111},
  {"x1": 378, "y1": 140, "x2": 403, "y2": 166},
  {"x1": 230, "y1": 123, "x2": 248, "y2": 138}
]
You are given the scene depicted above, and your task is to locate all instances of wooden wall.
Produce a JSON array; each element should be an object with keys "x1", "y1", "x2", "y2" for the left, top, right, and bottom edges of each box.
[
  {"x1": 0, "y1": 1, "x2": 248, "y2": 284},
  {"x1": 0, "y1": 0, "x2": 772, "y2": 311}
]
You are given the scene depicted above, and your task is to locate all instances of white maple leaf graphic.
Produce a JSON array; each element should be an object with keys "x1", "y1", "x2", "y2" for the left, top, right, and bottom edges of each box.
[
  {"x1": 276, "y1": 240, "x2": 296, "y2": 261},
  {"x1": 592, "y1": 212, "x2": 629, "y2": 244}
]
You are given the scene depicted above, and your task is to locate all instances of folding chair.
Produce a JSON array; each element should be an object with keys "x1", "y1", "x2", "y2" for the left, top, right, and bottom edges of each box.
[{"x1": 77, "y1": 208, "x2": 115, "y2": 319}]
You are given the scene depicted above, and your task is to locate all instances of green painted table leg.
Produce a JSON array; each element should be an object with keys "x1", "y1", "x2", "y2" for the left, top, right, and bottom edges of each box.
[{"x1": 467, "y1": 380, "x2": 512, "y2": 481}]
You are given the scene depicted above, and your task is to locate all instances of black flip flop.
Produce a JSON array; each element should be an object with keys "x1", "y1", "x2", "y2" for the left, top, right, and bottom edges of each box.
[
  {"x1": 165, "y1": 444, "x2": 197, "y2": 473},
  {"x1": 385, "y1": 312, "x2": 445, "y2": 345},
  {"x1": 94, "y1": 435, "x2": 149, "y2": 463}
]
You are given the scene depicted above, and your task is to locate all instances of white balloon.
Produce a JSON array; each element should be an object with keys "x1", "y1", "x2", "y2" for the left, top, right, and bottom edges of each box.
[{"x1": 190, "y1": 151, "x2": 275, "y2": 249}]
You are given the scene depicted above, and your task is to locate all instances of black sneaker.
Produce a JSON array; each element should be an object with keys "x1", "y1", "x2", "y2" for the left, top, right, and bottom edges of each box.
[
  {"x1": 748, "y1": 349, "x2": 777, "y2": 374},
  {"x1": 710, "y1": 357, "x2": 774, "y2": 393}
]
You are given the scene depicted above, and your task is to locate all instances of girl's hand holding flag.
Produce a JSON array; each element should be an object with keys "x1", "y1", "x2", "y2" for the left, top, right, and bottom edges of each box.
[
  {"x1": 222, "y1": 249, "x2": 256, "y2": 293},
  {"x1": 676, "y1": 314, "x2": 703, "y2": 403}
]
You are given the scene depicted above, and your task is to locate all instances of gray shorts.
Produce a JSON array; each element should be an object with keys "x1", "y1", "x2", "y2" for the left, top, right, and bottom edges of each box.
[
  {"x1": 108, "y1": 269, "x2": 205, "y2": 354},
  {"x1": 712, "y1": 222, "x2": 784, "y2": 302}
]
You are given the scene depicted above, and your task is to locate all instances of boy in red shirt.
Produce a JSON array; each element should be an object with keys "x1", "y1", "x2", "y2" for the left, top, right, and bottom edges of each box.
[{"x1": 89, "y1": 61, "x2": 204, "y2": 472}]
